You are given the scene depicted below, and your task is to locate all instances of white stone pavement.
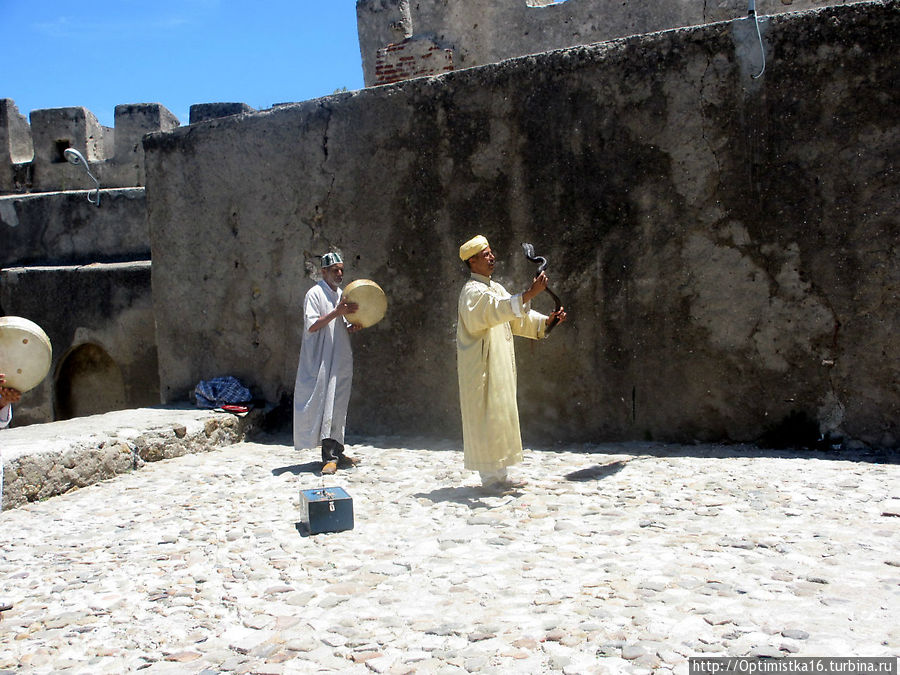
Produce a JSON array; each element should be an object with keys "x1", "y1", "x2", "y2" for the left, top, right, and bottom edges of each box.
[{"x1": 0, "y1": 433, "x2": 898, "y2": 674}]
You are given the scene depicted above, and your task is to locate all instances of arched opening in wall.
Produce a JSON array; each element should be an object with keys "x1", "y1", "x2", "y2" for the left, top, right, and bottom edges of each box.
[{"x1": 55, "y1": 343, "x2": 127, "y2": 420}]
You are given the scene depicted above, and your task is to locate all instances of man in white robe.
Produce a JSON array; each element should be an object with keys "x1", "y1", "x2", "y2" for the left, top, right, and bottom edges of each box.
[
  {"x1": 293, "y1": 252, "x2": 362, "y2": 475},
  {"x1": 457, "y1": 235, "x2": 566, "y2": 489}
]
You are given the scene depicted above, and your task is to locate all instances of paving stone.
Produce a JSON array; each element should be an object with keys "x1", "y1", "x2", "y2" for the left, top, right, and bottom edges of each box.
[
  {"x1": 0, "y1": 433, "x2": 896, "y2": 671},
  {"x1": 621, "y1": 644, "x2": 646, "y2": 660},
  {"x1": 781, "y1": 629, "x2": 809, "y2": 640}
]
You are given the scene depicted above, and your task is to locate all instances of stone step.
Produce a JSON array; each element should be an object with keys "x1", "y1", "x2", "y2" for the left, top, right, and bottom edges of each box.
[{"x1": 1, "y1": 405, "x2": 261, "y2": 510}]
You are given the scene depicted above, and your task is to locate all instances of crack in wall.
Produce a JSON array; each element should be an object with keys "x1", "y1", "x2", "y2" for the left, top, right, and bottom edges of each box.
[
  {"x1": 698, "y1": 49, "x2": 723, "y2": 192},
  {"x1": 316, "y1": 102, "x2": 337, "y2": 227}
]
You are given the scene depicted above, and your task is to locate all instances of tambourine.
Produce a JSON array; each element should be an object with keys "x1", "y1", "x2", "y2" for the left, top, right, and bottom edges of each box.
[
  {"x1": 343, "y1": 279, "x2": 387, "y2": 328},
  {"x1": 0, "y1": 316, "x2": 53, "y2": 392}
]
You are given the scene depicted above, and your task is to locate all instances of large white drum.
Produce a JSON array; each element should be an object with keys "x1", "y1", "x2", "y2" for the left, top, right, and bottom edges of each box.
[
  {"x1": 343, "y1": 279, "x2": 387, "y2": 328},
  {"x1": 0, "y1": 316, "x2": 53, "y2": 393}
]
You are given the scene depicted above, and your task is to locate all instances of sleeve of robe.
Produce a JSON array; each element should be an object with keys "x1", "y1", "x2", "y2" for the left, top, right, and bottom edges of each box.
[
  {"x1": 303, "y1": 285, "x2": 328, "y2": 333},
  {"x1": 458, "y1": 281, "x2": 547, "y2": 340},
  {"x1": 0, "y1": 404, "x2": 11, "y2": 429}
]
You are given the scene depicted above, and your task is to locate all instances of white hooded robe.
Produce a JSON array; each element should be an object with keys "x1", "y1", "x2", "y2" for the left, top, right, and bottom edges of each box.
[{"x1": 293, "y1": 280, "x2": 353, "y2": 450}]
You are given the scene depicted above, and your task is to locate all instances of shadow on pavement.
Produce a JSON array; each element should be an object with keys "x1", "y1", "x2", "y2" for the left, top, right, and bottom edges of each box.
[
  {"x1": 589, "y1": 444, "x2": 898, "y2": 465},
  {"x1": 564, "y1": 460, "x2": 630, "y2": 482},
  {"x1": 250, "y1": 430, "x2": 897, "y2": 466},
  {"x1": 413, "y1": 486, "x2": 519, "y2": 509},
  {"x1": 272, "y1": 462, "x2": 322, "y2": 476}
]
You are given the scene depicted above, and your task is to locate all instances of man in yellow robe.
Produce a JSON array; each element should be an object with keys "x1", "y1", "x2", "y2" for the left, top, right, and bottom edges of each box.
[{"x1": 457, "y1": 235, "x2": 566, "y2": 489}]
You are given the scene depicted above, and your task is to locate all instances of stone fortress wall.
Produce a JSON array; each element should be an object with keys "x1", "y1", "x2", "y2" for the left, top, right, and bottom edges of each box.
[
  {"x1": 1, "y1": 0, "x2": 897, "y2": 450},
  {"x1": 0, "y1": 98, "x2": 289, "y2": 426},
  {"x1": 0, "y1": 102, "x2": 179, "y2": 424},
  {"x1": 0, "y1": 100, "x2": 285, "y2": 425},
  {"x1": 356, "y1": 0, "x2": 871, "y2": 85},
  {"x1": 145, "y1": 1, "x2": 898, "y2": 448}
]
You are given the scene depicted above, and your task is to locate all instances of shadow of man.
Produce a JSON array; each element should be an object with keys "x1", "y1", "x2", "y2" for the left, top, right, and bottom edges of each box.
[
  {"x1": 413, "y1": 485, "x2": 521, "y2": 509},
  {"x1": 272, "y1": 461, "x2": 323, "y2": 476}
]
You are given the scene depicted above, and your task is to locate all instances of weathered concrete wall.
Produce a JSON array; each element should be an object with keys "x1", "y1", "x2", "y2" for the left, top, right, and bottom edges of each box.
[
  {"x1": 145, "y1": 1, "x2": 899, "y2": 448},
  {"x1": 356, "y1": 0, "x2": 871, "y2": 86},
  {"x1": 0, "y1": 262, "x2": 159, "y2": 425},
  {"x1": 0, "y1": 188, "x2": 148, "y2": 267}
]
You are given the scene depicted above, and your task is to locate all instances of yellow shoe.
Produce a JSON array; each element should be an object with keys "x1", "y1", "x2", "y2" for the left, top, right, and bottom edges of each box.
[{"x1": 321, "y1": 461, "x2": 338, "y2": 475}]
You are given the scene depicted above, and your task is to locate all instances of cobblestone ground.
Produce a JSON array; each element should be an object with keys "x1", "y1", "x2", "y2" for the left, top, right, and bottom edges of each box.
[{"x1": 1, "y1": 435, "x2": 898, "y2": 674}]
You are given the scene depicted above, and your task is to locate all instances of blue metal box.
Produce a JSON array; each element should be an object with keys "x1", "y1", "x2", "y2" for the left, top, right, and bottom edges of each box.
[{"x1": 300, "y1": 487, "x2": 354, "y2": 534}]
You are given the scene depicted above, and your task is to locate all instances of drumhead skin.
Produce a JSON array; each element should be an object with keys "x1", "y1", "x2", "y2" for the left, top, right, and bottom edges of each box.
[
  {"x1": 343, "y1": 279, "x2": 387, "y2": 328},
  {"x1": 0, "y1": 316, "x2": 53, "y2": 393}
]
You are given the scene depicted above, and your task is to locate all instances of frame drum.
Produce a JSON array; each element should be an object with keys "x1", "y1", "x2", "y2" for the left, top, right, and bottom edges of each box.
[
  {"x1": 343, "y1": 279, "x2": 387, "y2": 328},
  {"x1": 0, "y1": 316, "x2": 53, "y2": 393}
]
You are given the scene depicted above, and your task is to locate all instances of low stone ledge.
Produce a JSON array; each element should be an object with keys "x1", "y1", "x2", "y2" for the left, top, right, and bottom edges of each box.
[{"x1": 1, "y1": 405, "x2": 261, "y2": 510}]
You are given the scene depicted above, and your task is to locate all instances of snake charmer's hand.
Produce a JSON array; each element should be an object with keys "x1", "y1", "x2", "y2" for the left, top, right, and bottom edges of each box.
[
  {"x1": 523, "y1": 271, "x2": 548, "y2": 303},
  {"x1": 547, "y1": 306, "x2": 567, "y2": 328}
]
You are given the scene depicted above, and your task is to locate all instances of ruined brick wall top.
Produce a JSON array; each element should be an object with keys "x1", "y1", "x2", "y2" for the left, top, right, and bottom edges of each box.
[{"x1": 356, "y1": 0, "x2": 872, "y2": 86}]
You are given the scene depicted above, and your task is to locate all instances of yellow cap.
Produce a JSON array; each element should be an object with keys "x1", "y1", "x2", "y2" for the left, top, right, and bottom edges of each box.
[{"x1": 459, "y1": 235, "x2": 489, "y2": 261}]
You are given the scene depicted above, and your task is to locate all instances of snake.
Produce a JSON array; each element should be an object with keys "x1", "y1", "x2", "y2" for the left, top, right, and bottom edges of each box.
[{"x1": 521, "y1": 243, "x2": 562, "y2": 334}]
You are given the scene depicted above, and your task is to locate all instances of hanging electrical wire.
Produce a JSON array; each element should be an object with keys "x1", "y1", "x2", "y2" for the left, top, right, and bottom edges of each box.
[{"x1": 748, "y1": 0, "x2": 766, "y2": 79}]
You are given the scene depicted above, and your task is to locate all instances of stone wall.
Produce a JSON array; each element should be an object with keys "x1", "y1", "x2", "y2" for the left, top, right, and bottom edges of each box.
[
  {"x1": 356, "y1": 0, "x2": 871, "y2": 86},
  {"x1": 0, "y1": 186, "x2": 156, "y2": 426},
  {"x1": 0, "y1": 189, "x2": 148, "y2": 267},
  {"x1": 0, "y1": 100, "x2": 176, "y2": 425},
  {"x1": 1, "y1": 262, "x2": 159, "y2": 425},
  {"x1": 1, "y1": 406, "x2": 259, "y2": 510},
  {"x1": 145, "y1": 1, "x2": 898, "y2": 448}
]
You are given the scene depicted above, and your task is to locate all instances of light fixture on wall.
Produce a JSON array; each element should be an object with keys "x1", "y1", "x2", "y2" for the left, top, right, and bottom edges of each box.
[{"x1": 63, "y1": 148, "x2": 101, "y2": 206}]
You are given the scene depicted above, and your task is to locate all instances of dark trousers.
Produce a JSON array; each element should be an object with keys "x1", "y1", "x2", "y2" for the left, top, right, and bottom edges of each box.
[{"x1": 321, "y1": 438, "x2": 345, "y2": 464}]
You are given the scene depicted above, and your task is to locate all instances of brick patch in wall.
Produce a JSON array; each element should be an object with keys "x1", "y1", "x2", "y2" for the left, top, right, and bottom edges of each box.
[{"x1": 375, "y1": 37, "x2": 454, "y2": 85}]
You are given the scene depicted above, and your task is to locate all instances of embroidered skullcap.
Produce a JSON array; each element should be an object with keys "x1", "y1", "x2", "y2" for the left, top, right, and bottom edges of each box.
[
  {"x1": 459, "y1": 235, "x2": 489, "y2": 261},
  {"x1": 321, "y1": 252, "x2": 343, "y2": 268}
]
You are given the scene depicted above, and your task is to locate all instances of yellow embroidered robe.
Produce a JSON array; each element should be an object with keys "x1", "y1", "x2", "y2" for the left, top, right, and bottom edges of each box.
[{"x1": 457, "y1": 272, "x2": 547, "y2": 472}]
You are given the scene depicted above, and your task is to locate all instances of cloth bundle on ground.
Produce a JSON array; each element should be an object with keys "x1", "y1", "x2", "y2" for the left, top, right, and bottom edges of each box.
[{"x1": 194, "y1": 376, "x2": 253, "y2": 411}]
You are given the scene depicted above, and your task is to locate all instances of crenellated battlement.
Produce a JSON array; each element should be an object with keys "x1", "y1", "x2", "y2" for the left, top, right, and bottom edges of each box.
[{"x1": 0, "y1": 99, "x2": 180, "y2": 194}]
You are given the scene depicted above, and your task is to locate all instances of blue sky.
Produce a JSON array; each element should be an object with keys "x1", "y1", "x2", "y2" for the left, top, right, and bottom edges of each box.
[{"x1": 1, "y1": 0, "x2": 365, "y2": 127}]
